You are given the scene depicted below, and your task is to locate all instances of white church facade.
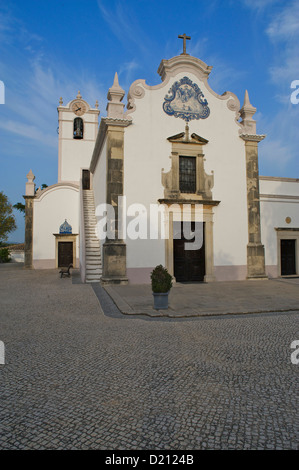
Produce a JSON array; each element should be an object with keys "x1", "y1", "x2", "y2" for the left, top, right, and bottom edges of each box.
[{"x1": 23, "y1": 44, "x2": 299, "y2": 284}]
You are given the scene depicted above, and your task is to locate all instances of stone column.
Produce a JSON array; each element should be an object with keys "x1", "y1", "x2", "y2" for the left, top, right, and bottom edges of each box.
[
  {"x1": 101, "y1": 122, "x2": 130, "y2": 285},
  {"x1": 204, "y1": 210, "x2": 216, "y2": 282},
  {"x1": 101, "y1": 74, "x2": 132, "y2": 284},
  {"x1": 241, "y1": 136, "x2": 267, "y2": 279},
  {"x1": 24, "y1": 170, "x2": 35, "y2": 269}
]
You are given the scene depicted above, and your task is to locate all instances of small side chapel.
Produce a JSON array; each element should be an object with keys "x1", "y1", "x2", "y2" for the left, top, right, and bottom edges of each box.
[{"x1": 24, "y1": 36, "x2": 299, "y2": 284}]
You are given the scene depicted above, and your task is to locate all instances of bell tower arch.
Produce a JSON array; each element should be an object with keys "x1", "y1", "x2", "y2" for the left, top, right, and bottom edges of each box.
[{"x1": 57, "y1": 91, "x2": 100, "y2": 183}]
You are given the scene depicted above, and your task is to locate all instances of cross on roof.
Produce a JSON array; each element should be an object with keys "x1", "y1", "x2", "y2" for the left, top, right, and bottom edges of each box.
[{"x1": 178, "y1": 34, "x2": 191, "y2": 55}]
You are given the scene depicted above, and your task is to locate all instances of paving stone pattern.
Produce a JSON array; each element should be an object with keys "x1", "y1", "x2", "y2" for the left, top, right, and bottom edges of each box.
[{"x1": 0, "y1": 264, "x2": 298, "y2": 450}]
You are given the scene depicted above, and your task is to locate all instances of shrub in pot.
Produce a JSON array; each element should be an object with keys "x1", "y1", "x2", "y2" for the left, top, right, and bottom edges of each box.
[
  {"x1": 0, "y1": 247, "x2": 11, "y2": 263},
  {"x1": 151, "y1": 265, "x2": 172, "y2": 310}
]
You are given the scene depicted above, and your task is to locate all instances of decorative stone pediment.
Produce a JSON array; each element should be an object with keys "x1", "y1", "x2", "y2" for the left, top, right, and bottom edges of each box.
[
  {"x1": 158, "y1": 55, "x2": 213, "y2": 82},
  {"x1": 168, "y1": 129, "x2": 209, "y2": 145}
]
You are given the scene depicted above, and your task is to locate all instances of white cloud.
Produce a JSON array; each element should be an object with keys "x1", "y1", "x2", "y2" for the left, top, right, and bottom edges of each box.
[
  {"x1": 241, "y1": 0, "x2": 281, "y2": 12},
  {"x1": 266, "y1": 2, "x2": 299, "y2": 40},
  {"x1": 0, "y1": 120, "x2": 56, "y2": 148}
]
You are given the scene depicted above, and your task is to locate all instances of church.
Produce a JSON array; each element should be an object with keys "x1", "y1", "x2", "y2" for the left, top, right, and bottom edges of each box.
[{"x1": 23, "y1": 36, "x2": 299, "y2": 284}]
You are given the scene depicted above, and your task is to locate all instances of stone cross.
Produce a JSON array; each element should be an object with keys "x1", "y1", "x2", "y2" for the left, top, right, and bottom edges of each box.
[{"x1": 178, "y1": 34, "x2": 191, "y2": 55}]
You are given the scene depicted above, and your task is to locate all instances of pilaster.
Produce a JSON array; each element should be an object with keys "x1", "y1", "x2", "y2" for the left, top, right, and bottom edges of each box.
[
  {"x1": 241, "y1": 135, "x2": 267, "y2": 279},
  {"x1": 24, "y1": 170, "x2": 35, "y2": 269},
  {"x1": 101, "y1": 120, "x2": 131, "y2": 284},
  {"x1": 24, "y1": 196, "x2": 34, "y2": 269}
]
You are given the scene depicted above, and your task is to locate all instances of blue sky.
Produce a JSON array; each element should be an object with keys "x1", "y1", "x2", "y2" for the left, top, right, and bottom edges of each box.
[{"x1": 0, "y1": 0, "x2": 298, "y2": 242}]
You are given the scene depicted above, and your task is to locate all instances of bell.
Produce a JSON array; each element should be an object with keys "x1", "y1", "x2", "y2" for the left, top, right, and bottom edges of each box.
[{"x1": 74, "y1": 118, "x2": 83, "y2": 139}]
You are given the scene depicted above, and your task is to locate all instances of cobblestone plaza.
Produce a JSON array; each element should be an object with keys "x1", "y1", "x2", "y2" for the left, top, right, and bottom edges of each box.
[{"x1": 0, "y1": 264, "x2": 298, "y2": 450}]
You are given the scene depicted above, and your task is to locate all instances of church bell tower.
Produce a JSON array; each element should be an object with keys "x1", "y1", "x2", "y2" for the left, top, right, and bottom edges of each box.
[{"x1": 57, "y1": 91, "x2": 100, "y2": 183}]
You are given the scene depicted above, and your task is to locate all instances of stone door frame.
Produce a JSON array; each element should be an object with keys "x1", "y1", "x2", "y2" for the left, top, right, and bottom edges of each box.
[
  {"x1": 164, "y1": 203, "x2": 215, "y2": 282},
  {"x1": 276, "y1": 228, "x2": 299, "y2": 277},
  {"x1": 53, "y1": 234, "x2": 78, "y2": 269}
]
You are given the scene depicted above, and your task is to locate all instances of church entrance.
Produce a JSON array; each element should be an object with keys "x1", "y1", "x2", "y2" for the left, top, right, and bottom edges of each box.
[
  {"x1": 58, "y1": 241, "x2": 73, "y2": 267},
  {"x1": 280, "y1": 239, "x2": 296, "y2": 275},
  {"x1": 173, "y1": 222, "x2": 205, "y2": 282}
]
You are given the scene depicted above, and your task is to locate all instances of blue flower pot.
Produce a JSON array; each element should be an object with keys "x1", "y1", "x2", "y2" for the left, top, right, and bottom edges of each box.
[{"x1": 153, "y1": 292, "x2": 169, "y2": 310}]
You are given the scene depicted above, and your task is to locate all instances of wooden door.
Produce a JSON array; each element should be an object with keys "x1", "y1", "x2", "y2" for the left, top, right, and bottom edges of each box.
[
  {"x1": 173, "y1": 222, "x2": 205, "y2": 282},
  {"x1": 82, "y1": 170, "x2": 90, "y2": 190},
  {"x1": 58, "y1": 242, "x2": 73, "y2": 268},
  {"x1": 281, "y1": 239, "x2": 296, "y2": 275}
]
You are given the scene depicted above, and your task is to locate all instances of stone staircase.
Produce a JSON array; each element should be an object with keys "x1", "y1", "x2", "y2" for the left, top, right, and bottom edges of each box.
[{"x1": 83, "y1": 190, "x2": 102, "y2": 283}]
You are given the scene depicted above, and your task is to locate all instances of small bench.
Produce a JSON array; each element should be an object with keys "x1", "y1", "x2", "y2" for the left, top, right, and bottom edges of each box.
[{"x1": 59, "y1": 264, "x2": 73, "y2": 278}]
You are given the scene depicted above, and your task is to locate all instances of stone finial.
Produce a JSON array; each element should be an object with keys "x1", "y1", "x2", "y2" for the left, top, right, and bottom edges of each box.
[
  {"x1": 59, "y1": 97, "x2": 63, "y2": 105},
  {"x1": 26, "y1": 169, "x2": 35, "y2": 183},
  {"x1": 107, "y1": 73, "x2": 125, "y2": 102},
  {"x1": 240, "y1": 90, "x2": 257, "y2": 134},
  {"x1": 95, "y1": 100, "x2": 99, "y2": 109},
  {"x1": 106, "y1": 73, "x2": 125, "y2": 118},
  {"x1": 77, "y1": 90, "x2": 82, "y2": 99},
  {"x1": 25, "y1": 170, "x2": 36, "y2": 196}
]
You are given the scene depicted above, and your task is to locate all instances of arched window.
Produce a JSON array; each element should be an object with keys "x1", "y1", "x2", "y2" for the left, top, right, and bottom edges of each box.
[{"x1": 73, "y1": 117, "x2": 83, "y2": 139}]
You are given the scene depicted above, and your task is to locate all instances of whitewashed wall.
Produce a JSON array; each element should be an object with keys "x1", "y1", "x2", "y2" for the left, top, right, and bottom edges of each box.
[
  {"x1": 92, "y1": 137, "x2": 107, "y2": 261},
  {"x1": 58, "y1": 108, "x2": 99, "y2": 183},
  {"x1": 32, "y1": 185, "x2": 79, "y2": 268},
  {"x1": 124, "y1": 71, "x2": 248, "y2": 279},
  {"x1": 260, "y1": 177, "x2": 299, "y2": 276}
]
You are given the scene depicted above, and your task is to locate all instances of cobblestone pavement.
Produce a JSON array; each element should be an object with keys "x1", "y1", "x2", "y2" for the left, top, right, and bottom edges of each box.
[{"x1": 0, "y1": 264, "x2": 298, "y2": 450}]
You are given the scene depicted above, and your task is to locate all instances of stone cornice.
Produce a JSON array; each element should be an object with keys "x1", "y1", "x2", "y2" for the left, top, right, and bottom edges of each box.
[
  {"x1": 240, "y1": 133, "x2": 266, "y2": 142},
  {"x1": 102, "y1": 117, "x2": 132, "y2": 127},
  {"x1": 260, "y1": 194, "x2": 299, "y2": 200},
  {"x1": 259, "y1": 176, "x2": 299, "y2": 183},
  {"x1": 158, "y1": 198, "x2": 220, "y2": 206}
]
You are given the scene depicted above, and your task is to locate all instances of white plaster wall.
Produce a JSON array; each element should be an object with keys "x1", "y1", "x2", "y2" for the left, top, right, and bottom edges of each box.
[
  {"x1": 260, "y1": 178, "x2": 299, "y2": 268},
  {"x1": 59, "y1": 109, "x2": 98, "y2": 182},
  {"x1": 33, "y1": 186, "x2": 79, "y2": 263},
  {"x1": 92, "y1": 137, "x2": 107, "y2": 260},
  {"x1": 260, "y1": 178, "x2": 299, "y2": 196},
  {"x1": 60, "y1": 140, "x2": 96, "y2": 182},
  {"x1": 124, "y1": 71, "x2": 248, "y2": 270}
]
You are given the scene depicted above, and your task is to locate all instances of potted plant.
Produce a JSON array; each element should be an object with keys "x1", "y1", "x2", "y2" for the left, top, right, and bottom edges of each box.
[{"x1": 151, "y1": 264, "x2": 173, "y2": 310}]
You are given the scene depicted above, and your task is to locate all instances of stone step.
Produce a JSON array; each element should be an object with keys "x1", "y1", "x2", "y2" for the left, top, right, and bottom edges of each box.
[{"x1": 86, "y1": 268, "x2": 102, "y2": 273}]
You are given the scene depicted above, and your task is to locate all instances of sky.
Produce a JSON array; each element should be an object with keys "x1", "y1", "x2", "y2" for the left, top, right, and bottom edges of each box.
[{"x1": 0, "y1": 0, "x2": 298, "y2": 243}]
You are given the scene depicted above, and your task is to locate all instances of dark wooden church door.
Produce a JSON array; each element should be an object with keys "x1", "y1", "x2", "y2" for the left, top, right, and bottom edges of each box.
[
  {"x1": 82, "y1": 170, "x2": 90, "y2": 190},
  {"x1": 58, "y1": 242, "x2": 73, "y2": 267},
  {"x1": 173, "y1": 222, "x2": 205, "y2": 282},
  {"x1": 280, "y1": 239, "x2": 296, "y2": 275}
]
